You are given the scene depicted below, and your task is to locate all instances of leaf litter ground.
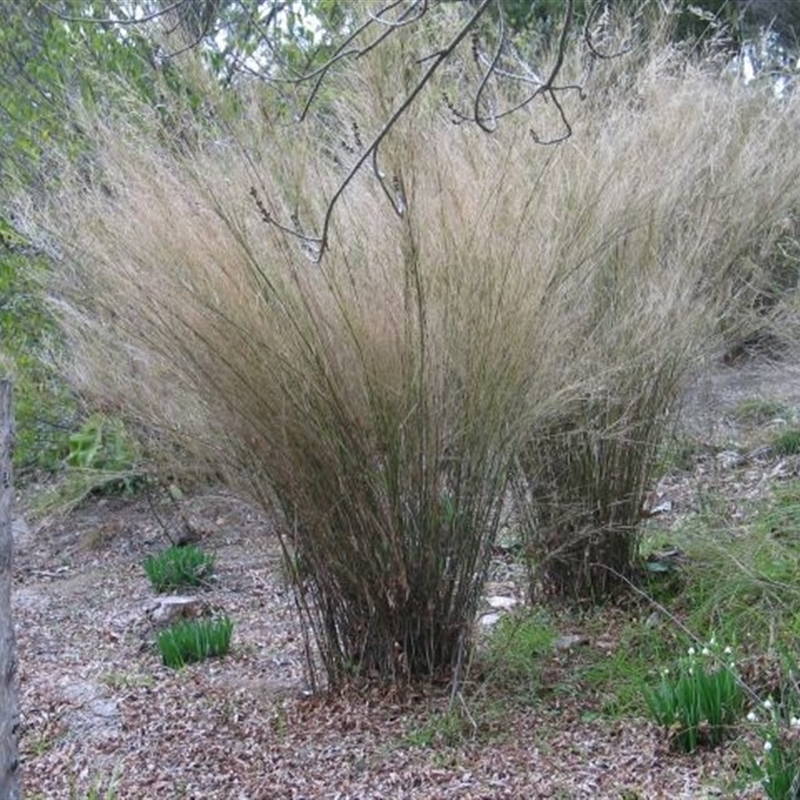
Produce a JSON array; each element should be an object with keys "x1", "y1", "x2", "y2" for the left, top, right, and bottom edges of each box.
[{"x1": 14, "y1": 359, "x2": 800, "y2": 799}]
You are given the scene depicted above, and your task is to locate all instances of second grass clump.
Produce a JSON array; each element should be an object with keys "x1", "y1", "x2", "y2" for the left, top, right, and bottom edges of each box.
[
  {"x1": 157, "y1": 616, "x2": 233, "y2": 669},
  {"x1": 144, "y1": 545, "x2": 215, "y2": 593}
]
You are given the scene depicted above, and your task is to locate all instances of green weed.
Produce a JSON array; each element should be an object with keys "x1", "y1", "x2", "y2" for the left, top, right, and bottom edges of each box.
[
  {"x1": 66, "y1": 413, "x2": 147, "y2": 494},
  {"x1": 404, "y1": 708, "x2": 473, "y2": 749},
  {"x1": 100, "y1": 670, "x2": 155, "y2": 691},
  {"x1": 156, "y1": 616, "x2": 233, "y2": 668},
  {"x1": 576, "y1": 621, "x2": 675, "y2": 718},
  {"x1": 143, "y1": 545, "x2": 215, "y2": 592},
  {"x1": 68, "y1": 768, "x2": 121, "y2": 800},
  {"x1": 32, "y1": 413, "x2": 149, "y2": 517}
]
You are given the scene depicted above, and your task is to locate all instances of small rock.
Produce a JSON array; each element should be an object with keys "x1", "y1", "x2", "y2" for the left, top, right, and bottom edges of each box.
[
  {"x1": 145, "y1": 596, "x2": 206, "y2": 628},
  {"x1": 650, "y1": 499, "x2": 673, "y2": 515},
  {"x1": 486, "y1": 595, "x2": 517, "y2": 610},
  {"x1": 645, "y1": 611, "x2": 662, "y2": 628},
  {"x1": 554, "y1": 633, "x2": 590, "y2": 651},
  {"x1": 717, "y1": 450, "x2": 745, "y2": 469}
]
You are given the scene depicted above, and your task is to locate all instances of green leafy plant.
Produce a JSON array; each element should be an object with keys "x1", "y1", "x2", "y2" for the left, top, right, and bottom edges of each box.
[
  {"x1": 773, "y1": 426, "x2": 800, "y2": 457},
  {"x1": 32, "y1": 412, "x2": 149, "y2": 517},
  {"x1": 643, "y1": 640, "x2": 744, "y2": 752},
  {"x1": 66, "y1": 413, "x2": 144, "y2": 490},
  {"x1": 143, "y1": 545, "x2": 215, "y2": 592},
  {"x1": 744, "y1": 697, "x2": 800, "y2": 799},
  {"x1": 0, "y1": 250, "x2": 75, "y2": 475},
  {"x1": 156, "y1": 616, "x2": 233, "y2": 668}
]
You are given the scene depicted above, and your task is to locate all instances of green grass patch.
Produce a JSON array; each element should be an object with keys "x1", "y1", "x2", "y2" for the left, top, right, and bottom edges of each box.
[
  {"x1": 156, "y1": 616, "x2": 233, "y2": 668},
  {"x1": 574, "y1": 618, "x2": 680, "y2": 718},
  {"x1": 772, "y1": 426, "x2": 800, "y2": 457},
  {"x1": 403, "y1": 708, "x2": 473, "y2": 749},
  {"x1": 732, "y1": 398, "x2": 790, "y2": 426},
  {"x1": 144, "y1": 545, "x2": 215, "y2": 592},
  {"x1": 480, "y1": 610, "x2": 557, "y2": 700},
  {"x1": 653, "y1": 491, "x2": 800, "y2": 651}
]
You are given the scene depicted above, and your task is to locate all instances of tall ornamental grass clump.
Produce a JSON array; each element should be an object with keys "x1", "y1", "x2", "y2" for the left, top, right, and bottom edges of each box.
[
  {"x1": 515, "y1": 52, "x2": 800, "y2": 601},
  {"x1": 40, "y1": 38, "x2": 568, "y2": 687},
  {"x1": 33, "y1": 26, "x2": 800, "y2": 685}
]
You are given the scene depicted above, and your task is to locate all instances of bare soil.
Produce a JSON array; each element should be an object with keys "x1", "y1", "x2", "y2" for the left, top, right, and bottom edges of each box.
[{"x1": 13, "y1": 360, "x2": 800, "y2": 799}]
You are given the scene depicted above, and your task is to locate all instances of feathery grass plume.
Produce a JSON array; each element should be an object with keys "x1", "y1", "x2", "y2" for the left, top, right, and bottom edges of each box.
[
  {"x1": 515, "y1": 47, "x2": 800, "y2": 601},
  {"x1": 34, "y1": 16, "x2": 800, "y2": 684},
  {"x1": 39, "y1": 22, "x2": 574, "y2": 687}
]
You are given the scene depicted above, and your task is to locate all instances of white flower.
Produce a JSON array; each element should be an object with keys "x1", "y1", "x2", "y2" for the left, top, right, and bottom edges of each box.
[
  {"x1": 747, "y1": 711, "x2": 758, "y2": 722},
  {"x1": 724, "y1": 646, "x2": 733, "y2": 655},
  {"x1": 688, "y1": 647, "x2": 696, "y2": 657},
  {"x1": 791, "y1": 716, "x2": 800, "y2": 729},
  {"x1": 764, "y1": 740, "x2": 773, "y2": 752},
  {"x1": 764, "y1": 699, "x2": 774, "y2": 711},
  {"x1": 709, "y1": 636, "x2": 717, "y2": 647},
  {"x1": 702, "y1": 647, "x2": 711, "y2": 657}
]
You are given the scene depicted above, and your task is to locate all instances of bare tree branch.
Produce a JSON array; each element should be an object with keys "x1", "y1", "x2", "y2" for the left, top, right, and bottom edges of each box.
[
  {"x1": 41, "y1": 0, "x2": 627, "y2": 259},
  {"x1": 43, "y1": 0, "x2": 190, "y2": 26},
  {"x1": 276, "y1": 0, "x2": 498, "y2": 260}
]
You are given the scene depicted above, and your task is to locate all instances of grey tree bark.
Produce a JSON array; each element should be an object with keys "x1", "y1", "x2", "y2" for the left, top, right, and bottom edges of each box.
[{"x1": 0, "y1": 380, "x2": 20, "y2": 800}]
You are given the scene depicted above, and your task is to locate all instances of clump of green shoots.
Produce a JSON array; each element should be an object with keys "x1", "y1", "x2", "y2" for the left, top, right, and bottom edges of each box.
[
  {"x1": 643, "y1": 639, "x2": 744, "y2": 752},
  {"x1": 156, "y1": 616, "x2": 233, "y2": 668},
  {"x1": 143, "y1": 545, "x2": 214, "y2": 592},
  {"x1": 744, "y1": 693, "x2": 800, "y2": 799}
]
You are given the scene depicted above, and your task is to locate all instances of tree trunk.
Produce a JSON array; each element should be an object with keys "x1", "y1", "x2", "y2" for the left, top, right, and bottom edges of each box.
[{"x1": 0, "y1": 380, "x2": 20, "y2": 800}]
